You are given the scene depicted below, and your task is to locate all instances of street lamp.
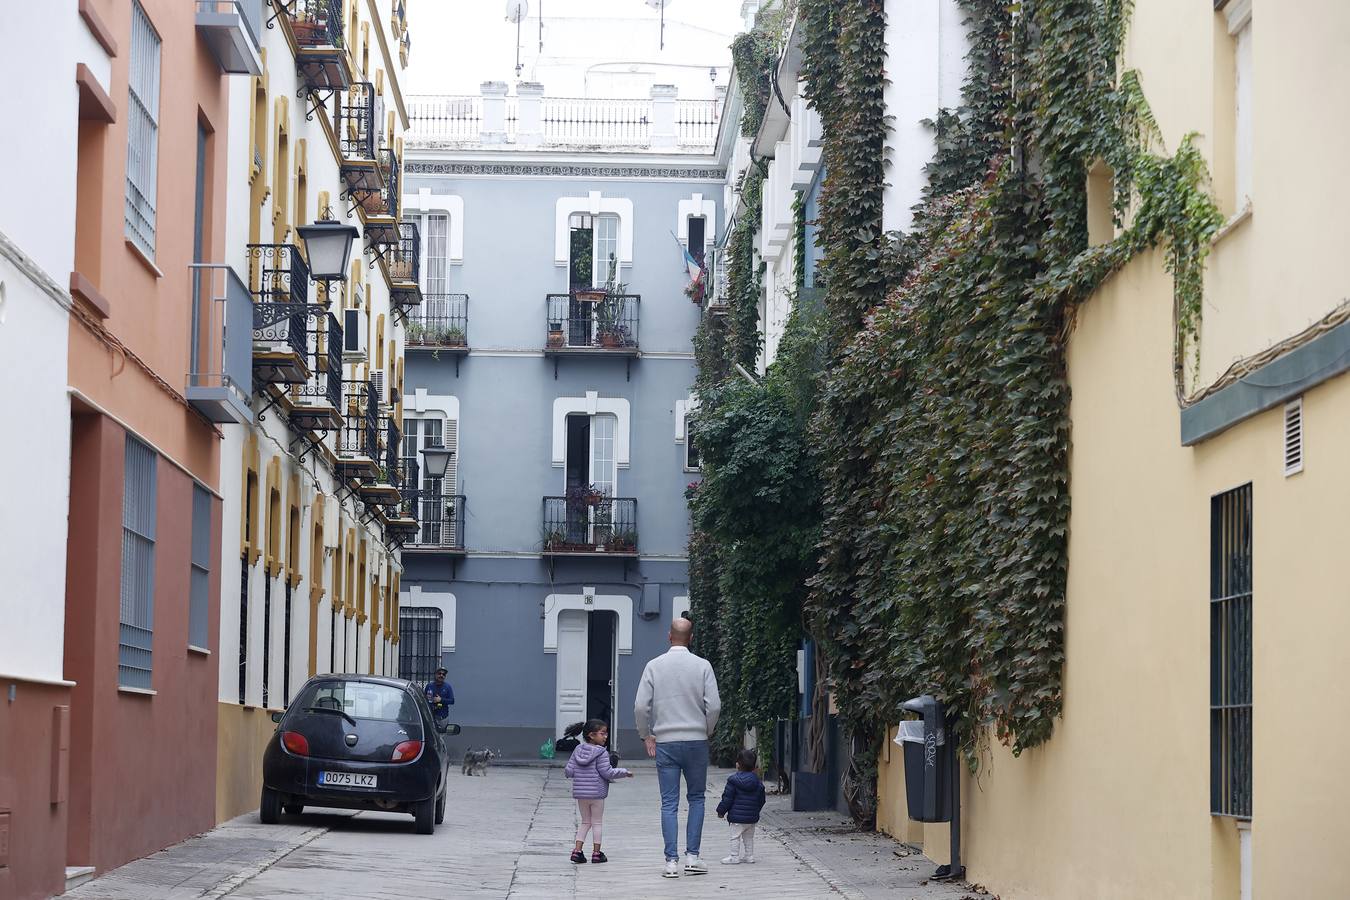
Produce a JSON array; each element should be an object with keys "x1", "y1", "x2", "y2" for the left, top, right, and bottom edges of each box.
[
  {"x1": 296, "y1": 217, "x2": 359, "y2": 283},
  {"x1": 420, "y1": 443, "x2": 455, "y2": 479}
]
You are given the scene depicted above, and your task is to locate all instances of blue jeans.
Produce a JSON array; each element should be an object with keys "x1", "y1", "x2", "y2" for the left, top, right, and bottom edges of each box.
[{"x1": 655, "y1": 740, "x2": 709, "y2": 861}]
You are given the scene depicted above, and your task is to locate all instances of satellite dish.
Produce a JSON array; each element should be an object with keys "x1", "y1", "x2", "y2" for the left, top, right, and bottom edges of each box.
[{"x1": 505, "y1": 0, "x2": 529, "y2": 23}]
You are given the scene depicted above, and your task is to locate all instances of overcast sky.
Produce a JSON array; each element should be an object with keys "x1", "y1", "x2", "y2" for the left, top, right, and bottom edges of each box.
[{"x1": 405, "y1": 0, "x2": 746, "y2": 97}]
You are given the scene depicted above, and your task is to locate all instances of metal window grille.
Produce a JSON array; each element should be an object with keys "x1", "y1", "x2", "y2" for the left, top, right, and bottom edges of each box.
[
  {"x1": 125, "y1": 1, "x2": 161, "y2": 256},
  {"x1": 398, "y1": 607, "x2": 443, "y2": 688},
  {"x1": 119, "y1": 437, "x2": 157, "y2": 689},
  {"x1": 283, "y1": 581, "x2": 293, "y2": 705},
  {"x1": 189, "y1": 486, "x2": 211, "y2": 649},
  {"x1": 1210, "y1": 483, "x2": 1253, "y2": 819},
  {"x1": 262, "y1": 567, "x2": 272, "y2": 708}
]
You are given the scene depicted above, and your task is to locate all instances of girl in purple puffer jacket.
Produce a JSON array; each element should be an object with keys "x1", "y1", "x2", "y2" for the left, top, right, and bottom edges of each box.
[{"x1": 563, "y1": 719, "x2": 632, "y2": 864}]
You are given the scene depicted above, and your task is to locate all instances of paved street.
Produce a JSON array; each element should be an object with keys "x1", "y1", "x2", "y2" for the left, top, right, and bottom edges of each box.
[{"x1": 65, "y1": 764, "x2": 988, "y2": 900}]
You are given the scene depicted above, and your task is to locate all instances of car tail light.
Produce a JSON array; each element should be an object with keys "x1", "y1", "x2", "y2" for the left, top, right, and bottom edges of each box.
[
  {"x1": 392, "y1": 740, "x2": 422, "y2": 763},
  {"x1": 281, "y1": 731, "x2": 310, "y2": 756}
]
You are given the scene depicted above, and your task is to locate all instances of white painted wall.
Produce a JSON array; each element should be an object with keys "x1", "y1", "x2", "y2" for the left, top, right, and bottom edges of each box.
[
  {"x1": 0, "y1": 2, "x2": 85, "y2": 683},
  {"x1": 215, "y1": 0, "x2": 410, "y2": 704},
  {"x1": 882, "y1": 0, "x2": 970, "y2": 233}
]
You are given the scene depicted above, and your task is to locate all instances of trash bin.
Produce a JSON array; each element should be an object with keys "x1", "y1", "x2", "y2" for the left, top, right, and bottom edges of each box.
[{"x1": 897, "y1": 695, "x2": 952, "y2": 822}]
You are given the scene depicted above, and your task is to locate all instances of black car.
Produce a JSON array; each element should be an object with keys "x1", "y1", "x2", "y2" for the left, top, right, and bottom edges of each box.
[{"x1": 261, "y1": 675, "x2": 460, "y2": 834}]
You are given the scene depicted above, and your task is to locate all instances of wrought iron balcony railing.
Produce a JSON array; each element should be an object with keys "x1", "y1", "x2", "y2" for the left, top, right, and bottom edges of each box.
[
  {"x1": 380, "y1": 145, "x2": 401, "y2": 219},
  {"x1": 404, "y1": 492, "x2": 465, "y2": 551},
  {"x1": 542, "y1": 496, "x2": 638, "y2": 555},
  {"x1": 286, "y1": 0, "x2": 343, "y2": 48},
  {"x1": 382, "y1": 414, "x2": 402, "y2": 473},
  {"x1": 289, "y1": 310, "x2": 343, "y2": 427},
  {"x1": 252, "y1": 301, "x2": 309, "y2": 364},
  {"x1": 338, "y1": 81, "x2": 381, "y2": 162},
  {"x1": 389, "y1": 220, "x2": 420, "y2": 284},
  {"x1": 338, "y1": 378, "x2": 379, "y2": 462},
  {"x1": 249, "y1": 243, "x2": 310, "y2": 306},
  {"x1": 406, "y1": 294, "x2": 469, "y2": 350},
  {"x1": 545, "y1": 292, "x2": 640, "y2": 352}
]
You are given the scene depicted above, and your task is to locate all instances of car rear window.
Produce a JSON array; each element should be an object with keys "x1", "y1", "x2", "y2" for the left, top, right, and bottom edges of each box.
[{"x1": 295, "y1": 681, "x2": 421, "y2": 725}]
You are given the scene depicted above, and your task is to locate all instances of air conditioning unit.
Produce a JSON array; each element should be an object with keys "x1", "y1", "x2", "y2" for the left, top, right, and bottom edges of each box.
[{"x1": 343, "y1": 308, "x2": 367, "y2": 361}]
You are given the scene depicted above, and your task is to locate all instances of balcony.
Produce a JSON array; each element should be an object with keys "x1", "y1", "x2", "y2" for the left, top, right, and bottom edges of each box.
[
  {"x1": 541, "y1": 495, "x2": 638, "y2": 558},
  {"x1": 362, "y1": 146, "x2": 401, "y2": 248},
  {"x1": 285, "y1": 0, "x2": 351, "y2": 92},
  {"x1": 338, "y1": 82, "x2": 383, "y2": 208},
  {"x1": 388, "y1": 221, "x2": 422, "y2": 312},
  {"x1": 196, "y1": 0, "x2": 263, "y2": 75},
  {"x1": 187, "y1": 263, "x2": 254, "y2": 424},
  {"x1": 288, "y1": 310, "x2": 343, "y2": 432},
  {"x1": 360, "y1": 416, "x2": 402, "y2": 504},
  {"x1": 544, "y1": 292, "x2": 640, "y2": 369},
  {"x1": 406, "y1": 294, "x2": 469, "y2": 355},
  {"x1": 249, "y1": 244, "x2": 312, "y2": 385},
  {"x1": 400, "y1": 493, "x2": 465, "y2": 554},
  {"x1": 336, "y1": 378, "x2": 379, "y2": 480}
]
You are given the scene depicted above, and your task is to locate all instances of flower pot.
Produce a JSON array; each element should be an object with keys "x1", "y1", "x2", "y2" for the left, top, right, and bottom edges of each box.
[
  {"x1": 574, "y1": 289, "x2": 606, "y2": 304},
  {"x1": 599, "y1": 331, "x2": 621, "y2": 348},
  {"x1": 548, "y1": 330, "x2": 565, "y2": 348},
  {"x1": 291, "y1": 19, "x2": 328, "y2": 46}
]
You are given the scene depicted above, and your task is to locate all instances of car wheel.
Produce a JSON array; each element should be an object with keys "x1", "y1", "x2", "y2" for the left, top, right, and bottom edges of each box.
[
  {"x1": 284, "y1": 803, "x2": 304, "y2": 816},
  {"x1": 434, "y1": 787, "x2": 446, "y2": 825},
  {"x1": 413, "y1": 795, "x2": 436, "y2": 835},
  {"x1": 260, "y1": 787, "x2": 282, "y2": 825}
]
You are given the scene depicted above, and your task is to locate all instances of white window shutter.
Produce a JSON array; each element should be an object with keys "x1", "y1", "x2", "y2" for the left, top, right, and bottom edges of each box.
[{"x1": 1283, "y1": 397, "x2": 1303, "y2": 477}]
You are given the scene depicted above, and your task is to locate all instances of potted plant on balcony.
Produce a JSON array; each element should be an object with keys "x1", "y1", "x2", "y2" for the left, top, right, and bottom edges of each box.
[
  {"x1": 406, "y1": 321, "x2": 426, "y2": 344},
  {"x1": 541, "y1": 527, "x2": 566, "y2": 552},
  {"x1": 596, "y1": 295, "x2": 628, "y2": 348},
  {"x1": 565, "y1": 483, "x2": 605, "y2": 511},
  {"x1": 444, "y1": 325, "x2": 467, "y2": 347},
  {"x1": 607, "y1": 530, "x2": 637, "y2": 553},
  {"x1": 290, "y1": 7, "x2": 331, "y2": 47},
  {"x1": 548, "y1": 322, "x2": 565, "y2": 348}
]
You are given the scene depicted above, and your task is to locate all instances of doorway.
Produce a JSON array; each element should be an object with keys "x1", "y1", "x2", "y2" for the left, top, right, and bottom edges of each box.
[
  {"x1": 563, "y1": 413, "x2": 617, "y2": 545},
  {"x1": 554, "y1": 609, "x2": 619, "y2": 752}
]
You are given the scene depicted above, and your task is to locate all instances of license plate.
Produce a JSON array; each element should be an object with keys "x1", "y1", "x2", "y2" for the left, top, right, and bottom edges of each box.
[{"x1": 318, "y1": 771, "x2": 377, "y2": 789}]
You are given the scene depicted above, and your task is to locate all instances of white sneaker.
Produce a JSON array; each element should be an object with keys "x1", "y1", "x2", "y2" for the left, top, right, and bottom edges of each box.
[
  {"x1": 720, "y1": 856, "x2": 741, "y2": 865},
  {"x1": 742, "y1": 855, "x2": 756, "y2": 864},
  {"x1": 662, "y1": 859, "x2": 680, "y2": 878},
  {"x1": 684, "y1": 854, "x2": 708, "y2": 875}
]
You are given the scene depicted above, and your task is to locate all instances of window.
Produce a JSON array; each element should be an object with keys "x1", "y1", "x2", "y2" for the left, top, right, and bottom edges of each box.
[
  {"x1": 1229, "y1": 1, "x2": 1252, "y2": 207},
  {"x1": 685, "y1": 419, "x2": 701, "y2": 471},
  {"x1": 125, "y1": 1, "x2": 161, "y2": 257},
  {"x1": 687, "y1": 216, "x2": 707, "y2": 268},
  {"x1": 1210, "y1": 483, "x2": 1252, "y2": 819},
  {"x1": 119, "y1": 436, "x2": 157, "y2": 688},
  {"x1": 189, "y1": 485, "x2": 211, "y2": 650},
  {"x1": 590, "y1": 414, "x2": 616, "y2": 495},
  {"x1": 404, "y1": 416, "x2": 458, "y2": 545},
  {"x1": 568, "y1": 213, "x2": 621, "y2": 289}
]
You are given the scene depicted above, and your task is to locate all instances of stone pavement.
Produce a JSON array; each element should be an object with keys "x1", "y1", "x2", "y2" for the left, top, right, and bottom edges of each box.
[{"x1": 65, "y1": 764, "x2": 991, "y2": 900}]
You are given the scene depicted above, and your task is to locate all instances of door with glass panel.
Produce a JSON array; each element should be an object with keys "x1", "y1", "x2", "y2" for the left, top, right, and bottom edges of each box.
[
  {"x1": 403, "y1": 417, "x2": 456, "y2": 545},
  {"x1": 588, "y1": 415, "x2": 616, "y2": 544}
]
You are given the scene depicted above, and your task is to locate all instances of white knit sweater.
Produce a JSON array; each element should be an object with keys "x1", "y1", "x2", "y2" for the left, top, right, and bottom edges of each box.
[{"x1": 634, "y1": 646, "x2": 722, "y2": 743}]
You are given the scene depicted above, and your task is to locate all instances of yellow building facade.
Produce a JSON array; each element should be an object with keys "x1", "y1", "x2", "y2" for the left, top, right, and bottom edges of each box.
[{"x1": 877, "y1": 1, "x2": 1350, "y2": 897}]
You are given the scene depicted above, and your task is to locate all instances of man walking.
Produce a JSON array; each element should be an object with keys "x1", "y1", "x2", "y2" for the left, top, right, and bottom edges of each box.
[{"x1": 634, "y1": 618, "x2": 721, "y2": 878}]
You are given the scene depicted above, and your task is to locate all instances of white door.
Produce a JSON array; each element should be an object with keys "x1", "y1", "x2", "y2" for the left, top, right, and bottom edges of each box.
[{"x1": 555, "y1": 610, "x2": 589, "y2": 739}]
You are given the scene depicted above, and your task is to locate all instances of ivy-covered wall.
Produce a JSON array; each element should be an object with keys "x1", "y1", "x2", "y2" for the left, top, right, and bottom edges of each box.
[{"x1": 690, "y1": 0, "x2": 1222, "y2": 807}]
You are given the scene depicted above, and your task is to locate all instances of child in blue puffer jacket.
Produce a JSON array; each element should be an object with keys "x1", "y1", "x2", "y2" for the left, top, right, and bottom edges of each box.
[
  {"x1": 563, "y1": 719, "x2": 632, "y2": 864},
  {"x1": 716, "y1": 748, "x2": 767, "y2": 864}
]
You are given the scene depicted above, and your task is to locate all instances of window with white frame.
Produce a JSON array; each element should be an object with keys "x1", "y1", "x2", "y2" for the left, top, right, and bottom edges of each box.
[
  {"x1": 685, "y1": 418, "x2": 701, "y2": 471},
  {"x1": 590, "y1": 414, "x2": 616, "y2": 495},
  {"x1": 120, "y1": 436, "x2": 157, "y2": 688},
  {"x1": 125, "y1": 1, "x2": 161, "y2": 257},
  {"x1": 569, "y1": 213, "x2": 622, "y2": 289},
  {"x1": 403, "y1": 415, "x2": 459, "y2": 545}
]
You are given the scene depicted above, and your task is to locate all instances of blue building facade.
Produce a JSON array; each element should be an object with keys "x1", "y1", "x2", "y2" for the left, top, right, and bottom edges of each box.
[{"x1": 397, "y1": 147, "x2": 725, "y2": 758}]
